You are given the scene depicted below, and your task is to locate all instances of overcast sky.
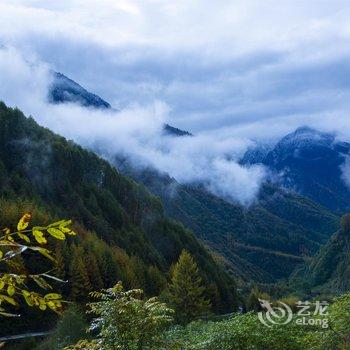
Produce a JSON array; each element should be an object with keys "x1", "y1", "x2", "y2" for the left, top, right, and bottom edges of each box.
[
  {"x1": 1, "y1": 0, "x2": 350, "y2": 137},
  {"x1": 1, "y1": 1, "x2": 350, "y2": 204}
]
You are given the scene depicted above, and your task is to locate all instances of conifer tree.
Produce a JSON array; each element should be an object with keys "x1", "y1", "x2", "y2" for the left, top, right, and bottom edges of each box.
[
  {"x1": 129, "y1": 255, "x2": 146, "y2": 289},
  {"x1": 99, "y1": 251, "x2": 119, "y2": 288},
  {"x1": 55, "y1": 243, "x2": 67, "y2": 280},
  {"x1": 168, "y1": 250, "x2": 211, "y2": 323},
  {"x1": 69, "y1": 246, "x2": 92, "y2": 301},
  {"x1": 54, "y1": 242, "x2": 69, "y2": 295},
  {"x1": 86, "y1": 252, "x2": 104, "y2": 291},
  {"x1": 246, "y1": 286, "x2": 262, "y2": 312},
  {"x1": 146, "y1": 265, "x2": 167, "y2": 296}
]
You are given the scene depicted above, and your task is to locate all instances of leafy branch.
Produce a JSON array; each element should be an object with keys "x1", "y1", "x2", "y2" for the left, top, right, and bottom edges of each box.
[{"x1": 0, "y1": 213, "x2": 77, "y2": 316}]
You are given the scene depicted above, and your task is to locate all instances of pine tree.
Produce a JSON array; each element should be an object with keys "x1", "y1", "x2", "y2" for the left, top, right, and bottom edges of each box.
[
  {"x1": 54, "y1": 242, "x2": 68, "y2": 295},
  {"x1": 55, "y1": 242, "x2": 67, "y2": 280},
  {"x1": 146, "y1": 265, "x2": 167, "y2": 296},
  {"x1": 168, "y1": 250, "x2": 211, "y2": 323},
  {"x1": 86, "y1": 251, "x2": 104, "y2": 291},
  {"x1": 99, "y1": 251, "x2": 119, "y2": 288},
  {"x1": 69, "y1": 246, "x2": 92, "y2": 302},
  {"x1": 246, "y1": 286, "x2": 262, "y2": 312},
  {"x1": 129, "y1": 256, "x2": 146, "y2": 289}
]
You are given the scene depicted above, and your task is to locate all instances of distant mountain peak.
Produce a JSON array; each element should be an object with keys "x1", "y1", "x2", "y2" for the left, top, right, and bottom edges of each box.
[
  {"x1": 294, "y1": 125, "x2": 318, "y2": 134},
  {"x1": 48, "y1": 71, "x2": 191, "y2": 137},
  {"x1": 163, "y1": 124, "x2": 192, "y2": 137},
  {"x1": 242, "y1": 126, "x2": 350, "y2": 212},
  {"x1": 49, "y1": 71, "x2": 111, "y2": 109},
  {"x1": 280, "y1": 126, "x2": 335, "y2": 146}
]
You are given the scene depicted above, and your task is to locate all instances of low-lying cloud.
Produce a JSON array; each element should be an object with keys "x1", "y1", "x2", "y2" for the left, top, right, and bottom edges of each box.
[
  {"x1": 2, "y1": 1, "x2": 350, "y2": 204},
  {"x1": 0, "y1": 47, "x2": 266, "y2": 205}
]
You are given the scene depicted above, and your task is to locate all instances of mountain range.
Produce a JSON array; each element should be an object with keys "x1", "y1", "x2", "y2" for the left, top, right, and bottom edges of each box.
[
  {"x1": 0, "y1": 101, "x2": 239, "y2": 323},
  {"x1": 243, "y1": 126, "x2": 350, "y2": 212},
  {"x1": 48, "y1": 71, "x2": 349, "y2": 286}
]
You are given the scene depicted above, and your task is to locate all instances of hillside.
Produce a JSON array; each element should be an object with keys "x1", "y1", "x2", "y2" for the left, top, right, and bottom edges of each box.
[
  {"x1": 117, "y1": 162, "x2": 338, "y2": 283},
  {"x1": 0, "y1": 101, "x2": 237, "y2": 314},
  {"x1": 46, "y1": 71, "x2": 340, "y2": 283},
  {"x1": 293, "y1": 214, "x2": 350, "y2": 295}
]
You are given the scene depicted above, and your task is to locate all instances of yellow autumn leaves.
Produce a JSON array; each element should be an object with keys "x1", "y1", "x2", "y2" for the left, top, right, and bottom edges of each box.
[
  {"x1": 0, "y1": 213, "x2": 77, "y2": 316},
  {"x1": 15, "y1": 215, "x2": 77, "y2": 245},
  {"x1": 32, "y1": 220, "x2": 76, "y2": 244},
  {"x1": 22, "y1": 291, "x2": 62, "y2": 311},
  {"x1": 17, "y1": 212, "x2": 32, "y2": 231}
]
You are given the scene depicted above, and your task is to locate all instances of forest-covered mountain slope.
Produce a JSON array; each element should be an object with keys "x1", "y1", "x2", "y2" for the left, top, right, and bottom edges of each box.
[
  {"x1": 293, "y1": 214, "x2": 350, "y2": 295},
  {"x1": 117, "y1": 163, "x2": 339, "y2": 283},
  {"x1": 0, "y1": 102, "x2": 237, "y2": 312}
]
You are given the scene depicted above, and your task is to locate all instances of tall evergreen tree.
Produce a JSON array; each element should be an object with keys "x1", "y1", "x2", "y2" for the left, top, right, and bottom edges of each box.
[
  {"x1": 69, "y1": 246, "x2": 92, "y2": 302},
  {"x1": 129, "y1": 255, "x2": 146, "y2": 289},
  {"x1": 86, "y1": 251, "x2": 104, "y2": 291},
  {"x1": 99, "y1": 251, "x2": 119, "y2": 288},
  {"x1": 54, "y1": 242, "x2": 69, "y2": 295},
  {"x1": 146, "y1": 265, "x2": 167, "y2": 296},
  {"x1": 168, "y1": 250, "x2": 211, "y2": 323}
]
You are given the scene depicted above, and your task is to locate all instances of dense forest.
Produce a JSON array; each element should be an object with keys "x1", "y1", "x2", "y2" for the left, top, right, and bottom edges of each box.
[
  {"x1": 0, "y1": 102, "x2": 237, "y2": 337},
  {"x1": 1, "y1": 101, "x2": 350, "y2": 350},
  {"x1": 116, "y1": 158, "x2": 339, "y2": 283}
]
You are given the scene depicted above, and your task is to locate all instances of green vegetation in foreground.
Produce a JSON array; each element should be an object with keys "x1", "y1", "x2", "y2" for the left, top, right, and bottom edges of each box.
[
  {"x1": 2, "y1": 213, "x2": 350, "y2": 350},
  {"x1": 40, "y1": 289, "x2": 350, "y2": 350}
]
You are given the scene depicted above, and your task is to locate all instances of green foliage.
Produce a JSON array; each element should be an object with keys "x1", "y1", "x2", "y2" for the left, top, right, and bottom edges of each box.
[
  {"x1": 86, "y1": 282, "x2": 174, "y2": 350},
  {"x1": 293, "y1": 213, "x2": 350, "y2": 295},
  {"x1": 37, "y1": 305, "x2": 88, "y2": 350},
  {"x1": 298, "y1": 292, "x2": 350, "y2": 349},
  {"x1": 0, "y1": 101, "x2": 237, "y2": 316},
  {"x1": 0, "y1": 213, "x2": 76, "y2": 316},
  {"x1": 54, "y1": 305, "x2": 87, "y2": 349},
  {"x1": 168, "y1": 250, "x2": 211, "y2": 324},
  {"x1": 327, "y1": 292, "x2": 350, "y2": 348},
  {"x1": 165, "y1": 292, "x2": 350, "y2": 350},
  {"x1": 64, "y1": 339, "x2": 100, "y2": 350},
  {"x1": 129, "y1": 164, "x2": 339, "y2": 282},
  {"x1": 166, "y1": 313, "x2": 307, "y2": 350},
  {"x1": 69, "y1": 246, "x2": 92, "y2": 302}
]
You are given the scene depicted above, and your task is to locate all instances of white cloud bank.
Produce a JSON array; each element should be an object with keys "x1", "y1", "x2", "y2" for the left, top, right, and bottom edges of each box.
[
  {"x1": 0, "y1": 47, "x2": 265, "y2": 205},
  {"x1": 1, "y1": 1, "x2": 350, "y2": 135},
  {"x1": 2, "y1": 1, "x2": 350, "y2": 201}
]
